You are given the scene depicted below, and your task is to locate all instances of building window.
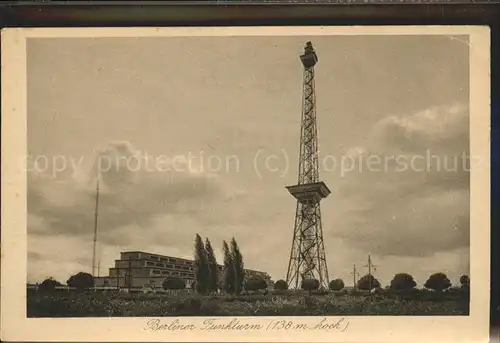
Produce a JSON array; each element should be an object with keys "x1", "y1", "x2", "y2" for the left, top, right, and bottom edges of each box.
[{"x1": 146, "y1": 262, "x2": 154, "y2": 266}]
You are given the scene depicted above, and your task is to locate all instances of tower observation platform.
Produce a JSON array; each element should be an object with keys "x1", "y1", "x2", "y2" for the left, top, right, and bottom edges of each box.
[{"x1": 286, "y1": 181, "x2": 331, "y2": 204}]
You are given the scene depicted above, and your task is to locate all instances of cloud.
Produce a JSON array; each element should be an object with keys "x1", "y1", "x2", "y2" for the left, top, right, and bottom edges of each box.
[
  {"x1": 329, "y1": 103, "x2": 470, "y2": 258},
  {"x1": 373, "y1": 103, "x2": 469, "y2": 155},
  {"x1": 27, "y1": 141, "x2": 284, "y2": 282},
  {"x1": 28, "y1": 141, "x2": 226, "y2": 246}
]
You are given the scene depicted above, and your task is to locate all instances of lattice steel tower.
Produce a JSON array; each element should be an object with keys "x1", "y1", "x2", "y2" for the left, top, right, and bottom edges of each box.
[{"x1": 286, "y1": 42, "x2": 330, "y2": 290}]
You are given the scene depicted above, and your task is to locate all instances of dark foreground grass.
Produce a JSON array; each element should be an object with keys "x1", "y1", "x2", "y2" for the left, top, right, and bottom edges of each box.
[{"x1": 27, "y1": 291, "x2": 469, "y2": 317}]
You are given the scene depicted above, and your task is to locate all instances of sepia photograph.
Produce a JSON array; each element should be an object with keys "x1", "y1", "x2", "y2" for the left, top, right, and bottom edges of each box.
[{"x1": 1, "y1": 26, "x2": 490, "y2": 342}]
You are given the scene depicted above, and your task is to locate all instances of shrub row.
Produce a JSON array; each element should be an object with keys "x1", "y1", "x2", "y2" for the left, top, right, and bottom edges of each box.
[{"x1": 27, "y1": 291, "x2": 470, "y2": 317}]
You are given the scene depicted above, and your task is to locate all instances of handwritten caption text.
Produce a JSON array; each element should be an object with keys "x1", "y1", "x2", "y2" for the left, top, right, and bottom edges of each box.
[{"x1": 144, "y1": 317, "x2": 349, "y2": 333}]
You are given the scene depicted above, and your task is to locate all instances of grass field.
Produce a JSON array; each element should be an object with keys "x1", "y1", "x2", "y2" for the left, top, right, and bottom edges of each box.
[{"x1": 27, "y1": 289, "x2": 469, "y2": 317}]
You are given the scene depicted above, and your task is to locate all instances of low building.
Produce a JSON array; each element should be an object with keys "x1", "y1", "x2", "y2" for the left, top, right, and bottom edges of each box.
[{"x1": 94, "y1": 251, "x2": 273, "y2": 291}]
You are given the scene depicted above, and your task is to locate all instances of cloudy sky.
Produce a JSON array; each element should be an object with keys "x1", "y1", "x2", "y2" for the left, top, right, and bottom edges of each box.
[{"x1": 27, "y1": 34, "x2": 470, "y2": 287}]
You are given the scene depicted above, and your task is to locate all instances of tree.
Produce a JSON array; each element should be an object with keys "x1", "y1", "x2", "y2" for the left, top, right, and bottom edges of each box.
[
  {"x1": 205, "y1": 238, "x2": 219, "y2": 293},
  {"x1": 390, "y1": 273, "x2": 417, "y2": 291},
  {"x1": 329, "y1": 278, "x2": 345, "y2": 291},
  {"x1": 357, "y1": 274, "x2": 380, "y2": 291},
  {"x1": 245, "y1": 276, "x2": 268, "y2": 293},
  {"x1": 274, "y1": 279, "x2": 288, "y2": 290},
  {"x1": 222, "y1": 240, "x2": 234, "y2": 294},
  {"x1": 230, "y1": 237, "x2": 245, "y2": 295},
  {"x1": 424, "y1": 272, "x2": 452, "y2": 292},
  {"x1": 67, "y1": 272, "x2": 94, "y2": 292},
  {"x1": 460, "y1": 275, "x2": 470, "y2": 288},
  {"x1": 194, "y1": 234, "x2": 210, "y2": 294},
  {"x1": 162, "y1": 277, "x2": 186, "y2": 290},
  {"x1": 301, "y1": 278, "x2": 320, "y2": 295},
  {"x1": 38, "y1": 277, "x2": 62, "y2": 293}
]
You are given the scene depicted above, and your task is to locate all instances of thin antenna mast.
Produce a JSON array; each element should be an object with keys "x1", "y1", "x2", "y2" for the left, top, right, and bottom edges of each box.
[{"x1": 92, "y1": 177, "x2": 100, "y2": 277}]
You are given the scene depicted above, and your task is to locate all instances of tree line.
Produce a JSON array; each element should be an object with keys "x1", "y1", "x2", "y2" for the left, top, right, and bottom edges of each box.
[
  {"x1": 34, "y1": 272, "x2": 95, "y2": 293},
  {"x1": 32, "y1": 244, "x2": 470, "y2": 295},
  {"x1": 269, "y1": 272, "x2": 470, "y2": 294},
  {"x1": 34, "y1": 270, "x2": 470, "y2": 294}
]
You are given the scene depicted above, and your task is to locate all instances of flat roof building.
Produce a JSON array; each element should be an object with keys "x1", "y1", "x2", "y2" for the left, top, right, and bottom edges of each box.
[{"x1": 94, "y1": 251, "x2": 273, "y2": 292}]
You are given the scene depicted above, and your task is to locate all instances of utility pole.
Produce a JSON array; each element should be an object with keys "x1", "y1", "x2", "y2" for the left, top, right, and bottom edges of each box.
[
  {"x1": 364, "y1": 254, "x2": 377, "y2": 293},
  {"x1": 350, "y1": 264, "x2": 360, "y2": 290}
]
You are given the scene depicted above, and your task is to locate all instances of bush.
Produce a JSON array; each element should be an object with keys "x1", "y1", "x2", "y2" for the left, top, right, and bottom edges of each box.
[
  {"x1": 424, "y1": 273, "x2": 452, "y2": 292},
  {"x1": 274, "y1": 279, "x2": 288, "y2": 290},
  {"x1": 38, "y1": 278, "x2": 62, "y2": 293},
  {"x1": 67, "y1": 272, "x2": 94, "y2": 292},
  {"x1": 163, "y1": 277, "x2": 186, "y2": 290},
  {"x1": 301, "y1": 279, "x2": 320, "y2": 295},
  {"x1": 460, "y1": 275, "x2": 470, "y2": 289},
  {"x1": 244, "y1": 277, "x2": 267, "y2": 292},
  {"x1": 329, "y1": 279, "x2": 345, "y2": 291},
  {"x1": 357, "y1": 274, "x2": 381, "y2": 291},
  {"x1": 390, "y1": 273, "x2": 417, "y2": 291}
]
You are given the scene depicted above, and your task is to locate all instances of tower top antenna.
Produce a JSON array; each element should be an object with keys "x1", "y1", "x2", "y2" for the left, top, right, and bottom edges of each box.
[{"x1": 300, "y1": 41, "x2": 318, "y2": 68}]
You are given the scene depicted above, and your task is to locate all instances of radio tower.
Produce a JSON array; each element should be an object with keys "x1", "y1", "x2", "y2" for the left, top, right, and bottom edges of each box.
[
  {"x1": 286, "y1": 42, "x2": 330, "y2": 290},
  {"x1": 91, "y1": 176, "x2": 100, "y2": 277}
]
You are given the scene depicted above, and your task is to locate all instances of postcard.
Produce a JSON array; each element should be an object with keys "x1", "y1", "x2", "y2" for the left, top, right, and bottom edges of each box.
[{"x1": 0, "y1": 26, "x2": 490, "y2": 342}]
